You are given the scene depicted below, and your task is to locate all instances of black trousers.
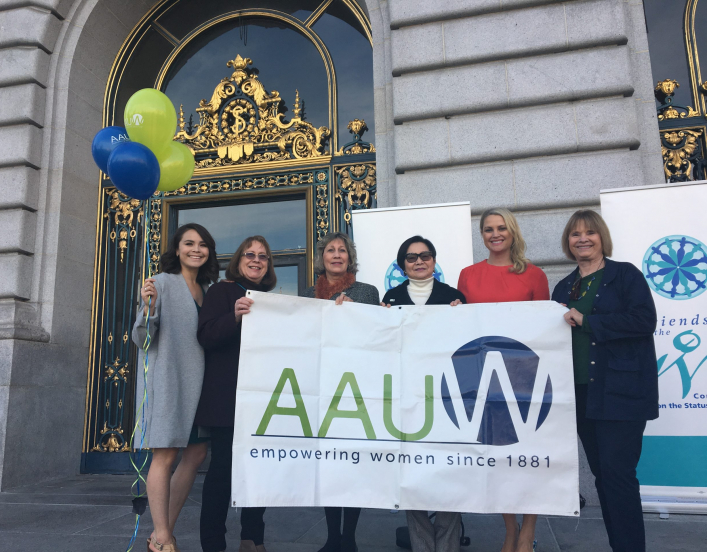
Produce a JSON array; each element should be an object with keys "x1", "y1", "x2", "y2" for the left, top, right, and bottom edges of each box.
[
  {"x1": 575, "y1": 385, "x2": 647, "y2": 552},
  {"x1": 200, "y1": 426, "x2": 266, "y2": 552}
]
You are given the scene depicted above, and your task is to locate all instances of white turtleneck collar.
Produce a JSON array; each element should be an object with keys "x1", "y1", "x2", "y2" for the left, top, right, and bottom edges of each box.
[{"x1": 407, "y1": 276, "x2": 434, "y2": 305}]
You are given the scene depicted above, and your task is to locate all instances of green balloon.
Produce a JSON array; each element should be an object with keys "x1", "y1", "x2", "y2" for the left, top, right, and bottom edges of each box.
[
  {"x1": 124, "y1": 89, "x2": 177, "y2": 157},
  {"x1": 156, "y1": 141, "x2": 195, "y2": 192}
]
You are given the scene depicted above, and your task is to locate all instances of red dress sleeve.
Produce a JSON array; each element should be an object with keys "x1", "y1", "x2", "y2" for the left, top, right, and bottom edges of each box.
[
  {"x1": 529, "y1": 265, "x2": 550, "y2": 300},
  {"x1": 457, "y1": 265, "x2": 474, "y2": 304}
]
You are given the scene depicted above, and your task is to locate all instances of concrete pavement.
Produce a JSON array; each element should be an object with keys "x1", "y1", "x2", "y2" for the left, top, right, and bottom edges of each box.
[{"x1": 0, "y1": 475, "x2": 703, "y2": 551}]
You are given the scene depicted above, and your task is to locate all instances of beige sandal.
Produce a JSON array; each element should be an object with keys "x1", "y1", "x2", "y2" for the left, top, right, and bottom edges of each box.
[{"x1": 147, "y1": 536, "x2": 179, "y2": 552}]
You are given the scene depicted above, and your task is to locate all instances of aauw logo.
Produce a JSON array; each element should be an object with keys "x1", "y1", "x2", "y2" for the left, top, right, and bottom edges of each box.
[
  {"x1": 441, "y1": 336, "x2": 553, "y2": 446},
  {"x1": 127, "y1": 113, "x2": 144, "y2": 126}
]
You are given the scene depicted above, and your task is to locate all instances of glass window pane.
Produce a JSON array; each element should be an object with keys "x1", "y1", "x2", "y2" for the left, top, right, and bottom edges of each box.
[
  {"x1": 157, "y1": 0, "x2": 324, "y2": 41},
  {"x1": 313, "y1": 0, "x2": 374, "y2": 145},
  {"x1": 272, "y1": 265, "x2": 300, "y2": 296},
  {"x1": 163, "y1": 18, "x2": 329, "y2": 137},
  {"x1": 112, "y1": 28, "x2": 175, "y2": 125},
  {"x1": 176, "y1": 198, "x2": 307, "y2": 254},
  {"x1": 645, "y1": 0, "x2": 693, "y2": 109}
]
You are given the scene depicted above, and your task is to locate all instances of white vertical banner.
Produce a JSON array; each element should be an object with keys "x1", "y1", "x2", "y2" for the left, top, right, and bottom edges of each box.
[
  {"x1": 351, "y1": 203, "x2": 473, "y2": 298},
  {"x1": 601, "y1": 182, "x2": 707, "y2": 513}
]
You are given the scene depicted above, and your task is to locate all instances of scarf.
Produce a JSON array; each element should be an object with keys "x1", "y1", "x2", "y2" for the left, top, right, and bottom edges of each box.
[{"x1": 314, "y1": 272, "x2": 356, "y2": 300}]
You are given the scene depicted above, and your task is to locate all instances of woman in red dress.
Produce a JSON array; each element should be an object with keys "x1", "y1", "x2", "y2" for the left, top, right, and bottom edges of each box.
[{"x1": 457, "y1": 208, "x2": 549, "y2": 552}]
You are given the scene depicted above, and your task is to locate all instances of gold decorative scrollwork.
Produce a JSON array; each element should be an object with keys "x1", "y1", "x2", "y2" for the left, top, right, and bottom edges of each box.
[
  {"x1": 163, "y1": 172, "x2": 315, "y2": 197},
  {"x1": 104, "y1": 357, "x2": 129, "y2": 383},
  {"x1": 104, "y1": 190, "x2": 143, "y2": 264},
  {"x1": 149, "y1": 200, "x2": 163, "y2": 276},
  {"x1": 335, "y1": 163, "x2": 377, "y2": 229},
  {"x1": 316, "y1": 182, "x2": 330, "y2": 240},
  {"x1": 107, "y1": 191, "x2": 142, "y2": 227},
  {"x1": 92, "y1": 355, "x2": 132, "y2": 452},
  {"x1": 339, "y1": 165, "x2": 376, "y2": 211},
  {"x1": 656, "y1": 79, "x2": 700, "y2": 120},
  {"x1": 660, "y1": 128, "x2": 705, "y2": 181},
  {"x1": 175, "y1": 54, "x2": 330, "y2": 168},
  {"x1": 337, "y1": 119, "x2": 376, "y2": 155},
  {"x1": 92, "y1": 422, "x2": 130, "y2": 452},
  {"x1": 148, "y1": 171, "x2": 320, "y2": 271}
]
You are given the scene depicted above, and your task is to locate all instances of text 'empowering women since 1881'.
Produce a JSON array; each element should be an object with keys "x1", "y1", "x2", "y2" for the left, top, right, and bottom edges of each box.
[{"x1": 232, "y1": 292, "x2": 580, "y2": 516}]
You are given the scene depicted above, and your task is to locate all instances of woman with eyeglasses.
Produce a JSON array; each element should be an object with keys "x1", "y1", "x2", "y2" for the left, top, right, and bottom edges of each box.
[
  {"x1": 301, "y1": 231, "x2": 379, "y2": 552},
  {"x1": 195, "y1": 236, "x2": 277, "y2": 552},
  {"x1": 382, "y1": 235, "x2": 465, "y2": 552},
  {"x1": 457, "y1": 208, "x2": 548, "y2": 552},
  {"x1": 552, "y1": 210, "x2": 658, "y2": 552}
]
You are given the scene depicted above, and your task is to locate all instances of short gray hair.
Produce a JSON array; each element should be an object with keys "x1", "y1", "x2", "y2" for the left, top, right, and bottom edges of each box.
[{"x1": 314, "y1": 232, "x2": 358, "y2": 275}]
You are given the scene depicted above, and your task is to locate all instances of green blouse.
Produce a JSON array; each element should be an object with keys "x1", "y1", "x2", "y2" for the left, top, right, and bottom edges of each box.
[{"x1": 567, "y1": 269, "x2": 604, "y2": 384}]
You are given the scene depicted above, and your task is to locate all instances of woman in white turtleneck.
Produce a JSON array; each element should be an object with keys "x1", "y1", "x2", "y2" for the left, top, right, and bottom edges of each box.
[
  {"x1": 382, "y1": 236, "x2": 465, "y2": 308},
  {"x1": 381, "y1": 236, "x2": 466, "y2": 552}
]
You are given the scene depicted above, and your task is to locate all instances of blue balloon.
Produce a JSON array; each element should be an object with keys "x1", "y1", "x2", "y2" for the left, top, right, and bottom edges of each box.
[
  {"x1": 92, "y1": 126, "x2": 130, "y2": 173},
  {"x1": 106, "y1": 142, "x2": 160, "y2": 200}
]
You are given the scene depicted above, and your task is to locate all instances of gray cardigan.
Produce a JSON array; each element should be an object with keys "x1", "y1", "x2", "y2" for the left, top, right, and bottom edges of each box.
[
  {"x1": 131, "y1": 272, "x2": 206, "y2": 449},
  {"x1": 302, "y1": 280, "x2": 380, "y2": 305}
]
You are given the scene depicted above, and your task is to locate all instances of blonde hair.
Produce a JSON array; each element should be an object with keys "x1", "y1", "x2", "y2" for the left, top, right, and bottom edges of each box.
[
  {"x1": 561, "y1": 210, "x2": 613, "y2": 261},
  {"x1": 480, "y1": 208, "x2": 529, "y2": 274}
]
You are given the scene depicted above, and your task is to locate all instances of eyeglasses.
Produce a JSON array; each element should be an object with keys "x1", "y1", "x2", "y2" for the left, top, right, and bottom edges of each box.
[
  {"x1": 405, "y1": 252, "x2": 433, "y2": 263},
  {"x1": 242, "y1": 252, "x2": 269, "y2": 262}
]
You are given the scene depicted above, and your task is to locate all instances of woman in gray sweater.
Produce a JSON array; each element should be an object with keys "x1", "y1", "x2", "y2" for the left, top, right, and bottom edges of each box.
[
  {"x1": 132, "y1": 223, "x2": 219, "y2": 552},
  {"x1": 301, "y1": 232, "x2": 379, "y2": 552}
]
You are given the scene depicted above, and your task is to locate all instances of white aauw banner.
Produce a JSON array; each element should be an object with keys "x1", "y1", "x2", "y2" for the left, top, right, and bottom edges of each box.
[{"x1": 232, "y1": 292, "x2": 579, "y2": 516}]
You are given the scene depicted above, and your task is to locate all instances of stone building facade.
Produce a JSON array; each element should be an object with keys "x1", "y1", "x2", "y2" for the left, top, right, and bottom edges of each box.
[{"x1": 0, "y1": 0, "x2": 665, "y2": 498}]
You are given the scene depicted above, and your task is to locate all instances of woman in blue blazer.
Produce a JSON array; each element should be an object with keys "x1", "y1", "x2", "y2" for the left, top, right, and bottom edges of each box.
[{"x1": 552, "y1": 210, "x2": 659, "y2": 552}]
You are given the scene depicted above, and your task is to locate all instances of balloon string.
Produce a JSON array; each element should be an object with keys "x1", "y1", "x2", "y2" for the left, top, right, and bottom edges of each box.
[{"x1": 126, "y1": 211, "x2": 153, "y2": 552}]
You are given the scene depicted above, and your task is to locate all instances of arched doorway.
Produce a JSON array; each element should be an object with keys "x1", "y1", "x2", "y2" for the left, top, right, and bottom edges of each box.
[{"x1": 82, "y1": 0, "x2": 377, "y2": 472}]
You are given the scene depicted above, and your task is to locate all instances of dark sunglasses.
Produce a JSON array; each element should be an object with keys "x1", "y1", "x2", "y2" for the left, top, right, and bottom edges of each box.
[
  {"x1": 242, "y1": 252, "x2": 269, "y2": 262},
  {"x1": 405, "y1": 252, "x2": 434, "y2": 263}
]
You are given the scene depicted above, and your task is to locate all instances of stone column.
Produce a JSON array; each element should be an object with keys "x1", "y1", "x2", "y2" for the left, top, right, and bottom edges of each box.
[
  {"x1": 384, "y1": 0, "x2": 663, "y2": 505},
  {"x1": 0, "y1": 0, "x2": 69, "y2": 490},
  {"x1": 0, "y1": 0, "x2": 152, "y2": 489}
]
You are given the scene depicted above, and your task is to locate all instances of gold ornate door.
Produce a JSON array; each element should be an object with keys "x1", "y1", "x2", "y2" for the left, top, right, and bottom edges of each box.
[{"x1": 82, "y1": 2, "x2": 377, "y2": 472}]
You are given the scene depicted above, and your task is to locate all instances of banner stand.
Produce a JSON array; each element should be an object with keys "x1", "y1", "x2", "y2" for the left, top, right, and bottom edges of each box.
[{"x1": 601, "y1": 181, "x2": 707, "y2": 515}]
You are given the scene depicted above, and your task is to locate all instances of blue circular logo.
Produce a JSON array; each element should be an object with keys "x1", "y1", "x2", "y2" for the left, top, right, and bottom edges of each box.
[
  {"x1": 441, "y1": 336, "x2": 552, "y2": 446},
  {"x1": 384, "y1": 261, "x2": 445, "y2": 291},
  {"x1": 643, "y1": 235, "x2": 707, "y2": 300}
]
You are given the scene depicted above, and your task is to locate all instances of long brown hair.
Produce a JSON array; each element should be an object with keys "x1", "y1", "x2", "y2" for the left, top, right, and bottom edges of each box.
[
  {"x1": 225, "y1": 235, "x2": 277, "y2": 291},
  {"x1": 160, "y1": 223, "x2": 219, "y2": 285}
]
